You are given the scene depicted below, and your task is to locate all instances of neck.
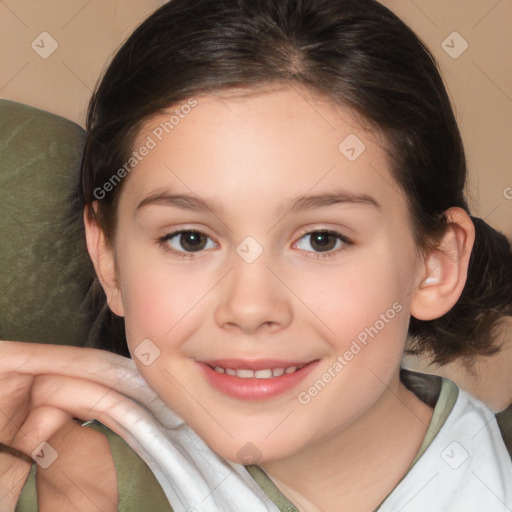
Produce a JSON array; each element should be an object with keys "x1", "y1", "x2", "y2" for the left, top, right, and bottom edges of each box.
[{"x1": 260, "y1": 372, "x2": 434, "y2": 512}]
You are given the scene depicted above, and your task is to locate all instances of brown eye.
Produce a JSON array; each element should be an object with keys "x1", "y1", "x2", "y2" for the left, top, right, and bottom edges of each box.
[
  {"x1": 295, "y1": 230, "x2": 351, "y2": 256},
  {"x1": 163, "y1": 230, "x2": 215, "y2": 253},
  {"x1": 309, "y1": 231, "x2": 337, "y2": 252}
]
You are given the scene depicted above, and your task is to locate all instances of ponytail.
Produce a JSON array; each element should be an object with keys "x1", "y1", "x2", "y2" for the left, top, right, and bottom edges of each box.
[{"x1": 408, "y1": 216, "x2": 512, "y2": 367}]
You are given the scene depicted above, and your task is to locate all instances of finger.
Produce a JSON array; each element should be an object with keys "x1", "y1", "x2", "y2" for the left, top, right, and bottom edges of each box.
[
  {"x1": 10, "y1": 406, "x2": 71, "y2": 468},
  {"x1": 0, "y1": 340, "x2": 135, "y2": 390},
  {"x1": 0, "y1": 453, "x2": 32, "y2": 512},
  {"x1": 0, "y1": 407, "x2": 72, "y2": 512},
  {"x1": 0, "y1": 341, "x2": 181, "y2": 429},
  {"x1": 29, "y1": 374, "x2": 148, "y2": 442},
  {"x1": 0, "y1": 373, "x2": 34, "y2": 444},
  {"x1": 0, "y1": 341, "x2": 173, "y2": 420}
]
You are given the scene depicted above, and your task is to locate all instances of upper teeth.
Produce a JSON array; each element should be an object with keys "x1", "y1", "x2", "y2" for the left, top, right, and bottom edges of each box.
[{"x1": 212, "y1": 365, "x2": 305, "y2": 379}]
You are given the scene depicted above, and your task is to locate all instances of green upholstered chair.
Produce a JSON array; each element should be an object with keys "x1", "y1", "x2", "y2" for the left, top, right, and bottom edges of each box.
[
  {"x1": 1, "y1": 99, "x2": 172, "y2": 511},
  {"x1": 0, "y1": 99, "x2": 101, "y2": 348}
]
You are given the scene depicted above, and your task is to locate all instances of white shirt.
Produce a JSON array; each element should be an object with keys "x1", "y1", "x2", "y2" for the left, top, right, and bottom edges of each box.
[{"x1": 378, "y1": 379, "x2": 512, "y2": 511}]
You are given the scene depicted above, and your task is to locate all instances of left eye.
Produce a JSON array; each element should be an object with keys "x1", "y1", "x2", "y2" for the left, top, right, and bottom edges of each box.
[
  {"x1": 294, "y1": 230, "x2": 348, "y2": 254},
  {"x1": 162, "y1": 230, "x2": 216, "y2": 253}
]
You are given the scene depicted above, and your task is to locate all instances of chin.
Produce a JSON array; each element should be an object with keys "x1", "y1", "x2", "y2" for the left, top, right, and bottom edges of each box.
[{"x1": 203, "y1": 432, "x2": 300, "y2": 467}]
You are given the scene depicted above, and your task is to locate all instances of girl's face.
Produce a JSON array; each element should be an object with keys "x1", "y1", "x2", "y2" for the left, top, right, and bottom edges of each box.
[{"x1": 106, "y1": 87, "x2": 426, "y2": 463}]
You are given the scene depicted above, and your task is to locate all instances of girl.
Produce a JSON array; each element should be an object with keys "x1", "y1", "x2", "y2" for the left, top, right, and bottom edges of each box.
[{"x1": 2, "y1": 0, "x2": 512, "y2": 510}]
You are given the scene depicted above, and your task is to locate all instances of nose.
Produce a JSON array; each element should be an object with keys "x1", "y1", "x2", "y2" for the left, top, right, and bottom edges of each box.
[{"x1": 214, "y1": 257, "x2": 293, "y2": 335}]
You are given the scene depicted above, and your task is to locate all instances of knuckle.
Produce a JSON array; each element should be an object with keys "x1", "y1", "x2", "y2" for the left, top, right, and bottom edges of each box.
[{"x1": 31, "y1": 375, "x2": 63, "y2": 407}]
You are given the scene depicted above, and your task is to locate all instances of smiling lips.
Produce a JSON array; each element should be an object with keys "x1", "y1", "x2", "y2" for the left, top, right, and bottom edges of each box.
[
  {"x1": 198, "y1": 359, "x2": 319, "y2": 400},
  {"x1": 210, "y1": 364, "x2": 307, "y2": 379}
]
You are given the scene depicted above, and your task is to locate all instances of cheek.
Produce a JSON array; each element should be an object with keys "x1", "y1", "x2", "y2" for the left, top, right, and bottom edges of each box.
[
  {"x1": 117, "y1": 250, "x2": 212, "y2": 347},
  {"x1": 302, "y1": 251, "x2": 409, "y2": 341}
]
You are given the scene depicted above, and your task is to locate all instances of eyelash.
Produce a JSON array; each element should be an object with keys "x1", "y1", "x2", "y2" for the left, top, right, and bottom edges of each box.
[{"x1": 157, "y1": 229, "x2": 353, "y2": 259}]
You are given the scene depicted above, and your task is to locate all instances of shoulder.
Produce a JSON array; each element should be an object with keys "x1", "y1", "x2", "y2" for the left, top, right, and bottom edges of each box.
[
  {"x1": 429, "y1": 379, "x2": 511, "y2": 471},
  {"x1": 419, "y1": 385, "x2": 512, "y2": 503},
  {"x1": 379, "y1": 376, "x2": 512, "y2": 510},
  {"x1": 448, "y1": 384, "x2": 511, "y2": 446},
  {"x1": 81, "y1": 420, "x2": 174, "y2": 512}
]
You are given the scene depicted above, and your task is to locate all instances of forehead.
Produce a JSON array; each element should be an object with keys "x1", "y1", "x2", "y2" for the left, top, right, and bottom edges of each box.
[{"x1": 124, "y1": 87, "x2": 402, "y2": 217}]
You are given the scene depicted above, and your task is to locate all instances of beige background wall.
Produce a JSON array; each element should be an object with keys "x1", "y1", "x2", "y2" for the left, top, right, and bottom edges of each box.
[{"x1": 1, "y1": 0, "x2": 511, "y2": 239}]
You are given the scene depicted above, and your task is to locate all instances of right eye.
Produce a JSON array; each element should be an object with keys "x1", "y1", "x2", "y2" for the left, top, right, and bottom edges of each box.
[{"x1": 159, "y1": 230, "x2": 217, "y2": 257}]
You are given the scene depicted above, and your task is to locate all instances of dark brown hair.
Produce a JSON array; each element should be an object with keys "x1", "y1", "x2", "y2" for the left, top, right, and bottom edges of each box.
[{"x1": 80, "y1": 0, "x2": 512, "y2": 364}]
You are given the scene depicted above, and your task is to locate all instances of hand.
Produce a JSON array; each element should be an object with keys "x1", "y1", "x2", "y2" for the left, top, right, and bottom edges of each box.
[{"x1": 0, "y1": 340, "x2": 141, "y2": 511}]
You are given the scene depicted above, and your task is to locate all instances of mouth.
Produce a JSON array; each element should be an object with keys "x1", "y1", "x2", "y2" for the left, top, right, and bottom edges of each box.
[
  {"x1": 197, "y1": 358, "x2": 319, "y2": 400},
  {"x1": 208, "y1": 363, "x2": 308, "y2": 379}
]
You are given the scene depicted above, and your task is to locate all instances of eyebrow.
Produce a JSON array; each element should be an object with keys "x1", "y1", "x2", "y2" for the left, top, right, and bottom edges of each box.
[
  {"x1": 137, "y1": 192, "x2": 225, "y2": 215},
  {"x1": 282, "y1": 190, "x2": 381, "y2": 215},
  {"x1": 136, "y1": 189, "x2": 381, "y2": 215}
]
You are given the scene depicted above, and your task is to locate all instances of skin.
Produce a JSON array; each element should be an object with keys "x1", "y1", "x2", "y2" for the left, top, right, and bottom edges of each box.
[
  {"x1": 0, "y1": 340, "x2": 181, "y2": 510},
  {"x1": 0, "y1": 342, "x2": 127, "y2": 511},
  {"x1": 85, "y1": 85, "x2": 475, "y2": 511}
]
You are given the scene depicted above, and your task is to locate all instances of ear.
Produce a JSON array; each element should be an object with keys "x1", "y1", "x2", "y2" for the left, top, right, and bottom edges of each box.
[
  {"x1": 410, "y1": 207, "x2": 475, "y2": 321},
  {"x1": 83, "y1": 204, "x2": 125, "y2": 317}
]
